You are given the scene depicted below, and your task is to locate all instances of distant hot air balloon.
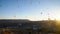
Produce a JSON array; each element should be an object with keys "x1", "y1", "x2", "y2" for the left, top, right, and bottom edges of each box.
[
  {"x1": 0, "y1": 5, "x2": 2, "y2": 7},
  {"x1": 41, "y1": 12, "x2": 43, "y2": 15},
  {"x1": 38, "y1": 0, "x2": 40, "y2": 4},
  {"x1": 48, "y1": 13, "x2": 50, "y2": 20},
  {"x1": 30, "y1": 0, "x2": 32, "y2": 4}
]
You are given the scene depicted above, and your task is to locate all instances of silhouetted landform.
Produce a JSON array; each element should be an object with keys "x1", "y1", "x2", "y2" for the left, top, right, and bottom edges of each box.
[{"x1": 0, "y1": 19, "x2": 59, "y2": 34}]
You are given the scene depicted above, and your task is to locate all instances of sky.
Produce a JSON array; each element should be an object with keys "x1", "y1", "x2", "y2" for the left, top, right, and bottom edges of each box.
[{"x1": 0, "y1": 0, "x2": 60, "y2": 21}]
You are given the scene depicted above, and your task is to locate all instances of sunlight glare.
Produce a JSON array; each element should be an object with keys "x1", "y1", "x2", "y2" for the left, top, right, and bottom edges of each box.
[{"x1": 56, "y1": 15, "x2": 60, "y2": 20}]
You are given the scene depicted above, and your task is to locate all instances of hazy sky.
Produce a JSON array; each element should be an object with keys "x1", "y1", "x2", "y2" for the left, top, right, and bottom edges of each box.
[{"x1": 0, "y1": 0, "x2": 60, "y2": 20}]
